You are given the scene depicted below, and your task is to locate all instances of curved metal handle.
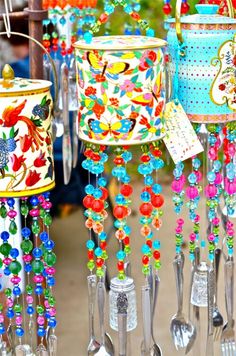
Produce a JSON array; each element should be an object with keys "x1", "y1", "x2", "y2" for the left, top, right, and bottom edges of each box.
[
  {"x1": 173, "y1": 252, "x2": 184, "y2": 314},
  {"x1": 97, "y1": 280, "x2": 106, "y2": 345},
  {"x1": 224, "y1": 258, "x2": 234, "y2": 327},
  {"x1": 0, "y1": 31, "x2": 58, "y2": 105}
]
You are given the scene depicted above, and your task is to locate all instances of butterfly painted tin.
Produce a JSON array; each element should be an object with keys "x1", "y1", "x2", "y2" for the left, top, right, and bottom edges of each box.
[
  {"x1": 0, "y1": 65, "x2": 55, "y2": 197},
  {"x1": 74, "y1": 35, "x2": 167, "y2": 145}
]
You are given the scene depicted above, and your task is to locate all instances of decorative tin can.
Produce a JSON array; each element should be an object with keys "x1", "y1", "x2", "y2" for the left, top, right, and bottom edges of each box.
[
  {"x1": 74, "y1": 35, "x2": 167, "y2": 145},
  {"x1": 0, "y1": 65, "x2": 55, "y2": 197},
  {"x1": 166, "y1": 4, "x2": 236, "y2": 123}
]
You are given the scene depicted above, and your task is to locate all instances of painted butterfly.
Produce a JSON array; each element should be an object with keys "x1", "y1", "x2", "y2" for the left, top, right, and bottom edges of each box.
[
  {"x1": 88, "y1": 117, "x2": 136, "y2": 140},
  {"x1": 87, "y1": 51, "x2": 130, "y2": 80}
]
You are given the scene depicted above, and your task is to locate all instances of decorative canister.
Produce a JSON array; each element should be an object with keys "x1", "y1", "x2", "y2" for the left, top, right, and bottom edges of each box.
[
  {"x1": 74, "y1": 35, "x2": 167, "y2": 145},
  {"x1": 0, "y1": 65, "x2": 55, "y2": 197},
  {"x1": 109, "y1": 276, "x2": 137, "y2": 331},
  {"x1": 166, "y1": 3, "x2": 236, "y2": 123}
]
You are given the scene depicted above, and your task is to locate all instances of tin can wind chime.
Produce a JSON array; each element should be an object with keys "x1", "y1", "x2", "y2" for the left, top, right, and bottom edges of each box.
[
  {"x1": 74, "y1": 4, "x2": 167, "y2": 354},
  {"x1": 0, "y1": 37, "x2": 57, "y2": 354},
  {"x1": 165, "y1": 0, "x2": 236, "y2": 351}
]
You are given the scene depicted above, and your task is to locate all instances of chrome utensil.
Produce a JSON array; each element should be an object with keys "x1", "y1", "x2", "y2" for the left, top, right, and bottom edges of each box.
[
  {"x1": 95, "y1": 280, "x2": 114, "y2": 356},
  {"x1": 87, "y1": 275, "x2": 100, "y2": 355},
  {"x1": 206, "y1": 266, "x2": 215, "y2": 356},
  {"x1": 221, "y1": 257, "x2": 236, "y2": 356},
  {"x1": 150, "y1": 272, "x2": 162, "y2": 356},
  {"x1": 191, "y1": 261, "x2": 208, "y2": 307},
  {"x1": 141, "y1": 285, "x2": 152, "y2": 355},
  {"x1": 117, "y1": 292, "x2": 128, "y2": 356},
  {"x1": 213, "y1": 248, "x2": 224, "y2": 341},
  {"x1": 48, "y1": 333, "x2": 57, "y2": 356},
  {"x1": 61, "y1": 62, "x2": 72, "y2": 185},
  {"x1": 72, "y1": 110, "x2": 78, "y2": 168},
  {"x1": 170, "y1": 252, "x2": 196, "y2": 350},
  {"x1": 69, "y1": 58, "x2": 79, "y2": 169}
]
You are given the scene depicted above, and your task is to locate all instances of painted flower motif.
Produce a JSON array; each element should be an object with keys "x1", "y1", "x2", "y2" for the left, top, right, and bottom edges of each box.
[
  {"x1": 92, "y1": 102, "x2": 105, "y2": 118},
  {"x1": 139, "y1": 50, "x2": 157, "y2": 71},
  {"x1": 85, "y1": 86, "x2": 97, "y2": 96},
  {"x1": 0, "y1": 139, "x2": 9, "y2": 169},
  {"x1": 25, "y1": 170, "x2": 41, "y2": 187},
  {"x1": 32, "y1": 96, "x2": 51, "y2": 120},
  {"x1": 95, "y1": 74, "x2": 106, "y2": 83},
  {"x1": 0, "y1": 100, "x2": 27, "y2": 127},
  {"x1": 19, "y1": 135, "x2": 32, "y2": 153},
  {"x1": 34, "y1": 152, "x2": 46, "y2": 167},
  {"x1": 11, "y1": 154, "x2": 26, "y2": 172},
  {"x1": 109, "y1": 98, "x2": 119, "y2": 107},
  {"x1": 120, "y1": 80, "x2": 135, "y2": 93}
]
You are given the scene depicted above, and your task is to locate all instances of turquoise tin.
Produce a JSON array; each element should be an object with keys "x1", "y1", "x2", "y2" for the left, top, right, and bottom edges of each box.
[{"x1": 166, "y1": 4, "x2": 236, "y2": 123}]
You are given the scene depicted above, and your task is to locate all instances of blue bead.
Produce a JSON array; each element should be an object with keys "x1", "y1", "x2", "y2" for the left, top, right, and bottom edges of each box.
[
  {"x1": 141, "y1": 191, "x2": 151, "y2": 202},
  {"x1": 13, "y1": 287, "x2": 21, "y2": 296},
  {"x1": 33, "y1": 248, "x2": 43, "y2": 258},
  {"x1": 227, "y1": 207, "x2": 235, "y2": 216},
  {"x1": 42, "y1": 270, "x2": 47, "y2": 277},
  {"x1": 95, "y1": 247, "x2": 102, "y2": 257},
  {"x1": 47, "y1": 277, "x2": 55, "y2": 286},
  {"x1": 122, "y1": 151, "x2": 132, "y2": 162},
  {"x1": 30, "y1": 196, "x2": 39, "y2": 206},
  {"x1": 227, "y1": 171, "x2": 235, "y2": 180},
  {"x1": 27, "y1": 306, "x2": 34, "y2": 315},
  {"x1": 104, "y1": 4, "x2": 114, "y2": 13},
  {"x1": 152, "y1": 184, "x2": 162, "y2": 194},
  {"x1": 153, "y1": 240, "x2": 160, "y2": 249},
  {"x1": 45, "y1": 312, "x2": 50, "y2": 320},
  {"x1": 123, "y1": 226, "x2": 131, "y2": 234},
  {"x1": 7, "y1": 309, "x2": 14, "y2": 318},
  {"x1": 100, "y1": 153, "x2": 108, "y2": 163},
  {"x1": 35, "y1": 286, "x2": 43, "y2": 295},
  {"x1": 144, "y1": 175, "x2": 153, "y2": 185},
  {"x1": 4, "y1": 267, "x2": 10, "y2": 276},
  {"x1": 44, "y1": 240, "x2": 55, "y2": 250},
  {"x1": 0, "y1": 326, "x2": 5, "y2": 335},
  {"x1": 25, "y1": 264, "x2": 32, "y2": 273},
  {"x1": 21, "y1": 227, "x2": 31, "y2": 238},
  {"x1": 99, "y1": 232, "x2": 107, "y2": 240},
  {"x1": 192, "y1": 158, "x2": 201, "y2": 169},
  {"x1": 146, "y1": 28, "x2": 155, "y2": 37},
  {"x1": 7, "y1": 198, "x2": 15, "y2": 207},
  {"x1": 134, "y1": 3, "x2": 141, "y2": 11},
  {"x1": 147, "y1": 232, "x2": 154, "y2": 239},
  {"x1": 85, "y1": 184, "x2": 94, "y2": 195},
  {"x1": 207, "y1": 171, "x2": 216, "y2": 183},
  {"x1": 37, "y1": 327, "x2": 46, "y2": 337},
  {"x1": 59, "y1": 16, "x2": 66, "y2": 25},
  {"x1": 86, "y1": 240, "x2": 95, "y2": 250},
  {"x1": 40, "y1": 232, "x2": 49, "y2": 242},
  {"x1": 213, "y1": 160, "x2": 221, "y2": 171},
  {"x1": 115, "y1": 194, "x2": 126, "y2": 205},
  {"x1": 176, "y1": 162, "x2": 184, "y2": 170},
  {"x1": 189, "y1": 253, "x2": 194, "y2": 262},
  {"x1": 200, "y1": 240, "x2": 206, "y2": 248},
  {"x1": 116, "y1": 250, "x2": 125, "y2": 260},
  {"x1": 98, "y1": 177, "x2": 107, "y2": 187},
  {"x1": 93, "y1": 188, "x2": 102, "y2": 199},
  {"x1": 112, "y1": 166, "x2": 126, "y2": 179},
  {"x1": 152, "y1": 158, "x2": 164, "y2": 170},
  {"x1": 10, "y1": 248, "x2": 19, "y2": 258},
  {"x1": 176, "y1": 246, "x2": 181, "y2": 254},
  {"x1": 141, "y1": 245, "x2": 150, "y2": 254},
  {"x1": 43, "y1": 192, "x2": 50, "y2": 199},
  {"x1": 188, "y1": 173, "x2": 197, "y2": 184},
  {"x1": 48, "y1": 318, "x2": 57, "y2": 328},
  {"x1": 121, "y1": 175, "x2": 131, "y2": 183},
  {"x1": 1, "y1": 231, "x2": 9, "y2": 241}
]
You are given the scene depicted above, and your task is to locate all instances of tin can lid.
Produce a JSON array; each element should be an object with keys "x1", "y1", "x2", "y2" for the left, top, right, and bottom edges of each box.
[
  {"x1": 110, "y1": 276, "x2": 135, "y2": 292},
  {"x1": 0, "y1": 64, "x2": 52, "y2": 96},
  {"x1": 74, "y1": 35, "x2": 167, "y2": 50}
]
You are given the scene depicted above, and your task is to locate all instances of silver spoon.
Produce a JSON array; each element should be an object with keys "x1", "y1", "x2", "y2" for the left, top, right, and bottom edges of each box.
[
  {"x1": 170, "y1": 252, "x2": 196, "y2": 350},
  {"x1": 87, "y1": 275, "x2": 100, "y2": 355},
  {"x1": 150, "y1": 272, "x2": 162, "y2": 356},
  {"x1": 94, "y1": 280, "x2": 114, "y2": 356}
]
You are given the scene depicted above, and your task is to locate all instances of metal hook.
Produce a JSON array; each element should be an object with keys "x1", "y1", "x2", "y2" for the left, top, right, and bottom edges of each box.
[{"x1": 3, "y1": 0, "x2": 12, "y2": 38}]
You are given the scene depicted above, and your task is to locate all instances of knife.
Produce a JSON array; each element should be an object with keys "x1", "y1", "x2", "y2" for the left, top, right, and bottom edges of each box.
[{"x1": 61, "y1": 62, "x2": 72, "y2": 185}]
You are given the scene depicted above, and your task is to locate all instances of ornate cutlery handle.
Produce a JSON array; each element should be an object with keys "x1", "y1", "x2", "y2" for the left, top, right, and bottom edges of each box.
[
  {"x1": 97, "y1": 280, "x2": 106, "y2": 345},
  {"x1": 173, "y1": 252, "x2": 184, "y2": 314},
  {"x1": 117, "y1": 292, "x2": 128, "y2": 356},
  {"x1": 207, "y1": 267, "x2": 215, "y2": 335},
  {"x1": 142, "y1": 286, "x2": 151, "y2": 353},
  {"x1": 224, "y1": 258, "x2": 234, "y2": 327}
]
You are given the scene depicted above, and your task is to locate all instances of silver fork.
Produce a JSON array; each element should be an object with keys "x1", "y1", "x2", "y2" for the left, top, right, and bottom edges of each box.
[
  {"x1": 221, "y1": 257, "x2": 236, "y2": 356},
  {"x1": 213, "y1": 248, "x2": 224, "y2": 341}
]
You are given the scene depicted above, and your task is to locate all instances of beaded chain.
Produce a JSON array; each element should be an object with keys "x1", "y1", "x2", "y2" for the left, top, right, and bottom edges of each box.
[{"x1": 162, "y1": 0, "x2": 190, "y2": 17}]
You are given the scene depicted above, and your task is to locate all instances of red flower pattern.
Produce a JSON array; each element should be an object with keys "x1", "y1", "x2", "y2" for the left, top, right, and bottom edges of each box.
[
  {"x1": 85, "y1": 86, "x2": 97, "y2": 96},
  {"x1": 19, "y1": 135, "x2": 32, "y2": 153},
  {"x1": 34, "y1": 152, "x2": 46, "y2": 167},
  {"x1": 11, "y1": 154, "x2": 26, "y2": 172},
  {"x1": 25, "y1": 170, "x2": 41, "y2": 187}
]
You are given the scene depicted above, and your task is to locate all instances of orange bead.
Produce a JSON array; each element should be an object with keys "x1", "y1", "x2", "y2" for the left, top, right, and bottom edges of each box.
[
  {"x1": 140, "y1": 225, "x2": 151, "y2": 236},
  {"x1": 85, "y1": 218, "x2": 93, "y2": 229},
  {"x1": 93, "y1": 222, "x2": 104, "y2": 234},
  {"x1": 115, "y1": 230, "x2": 125, "y2": 240}
]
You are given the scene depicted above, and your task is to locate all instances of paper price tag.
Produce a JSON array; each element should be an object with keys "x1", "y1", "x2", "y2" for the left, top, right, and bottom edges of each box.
[{"x1": 163, "y1": 100, "x2": 204, "y2": 164}]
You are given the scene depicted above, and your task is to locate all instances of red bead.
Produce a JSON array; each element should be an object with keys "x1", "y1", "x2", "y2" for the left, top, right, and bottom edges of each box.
[
  {"x1": 83, "y1": 195, "x2": 94, "y2": 209},
  {"x1": 61, "y1": 49, "x2": 67, "y2": 56},
  {"x1": 153, "y1": 250, "x2": 160, "y2": 260},
  {"x1": 91, "y1": 152, "x2": 101, "y2": 161},
  {"x1": 142, "y1": 186, "x2": 153, "y2": 194},
  {"x1": 140, "y1": 155, "x2": 150, "y2": 163},
  {"x1": 163, "y1": 3, "x2": 172, "y2": 15},
  {"x1": 113, "y1": 157, "x2": 124, "y2": 165},
  {"x1": 88, "y1": 250, "x2": 94, "y2": 260},
  {"x1": 123, "y1": 236, "x2": 130, "y2": 245},
  {"x1": 152, "y1": 148, "x2": 162, "y2": 157},
  {"x1": 84, "y1": 149, "x2": 92, "y2": 158},
  {"x1": 92, "y1": 199, "x2": 104, "y2": 213},
  {"x1": 96, "y1": 258, "x2": 104, "y2": 267},
  {"x1": 113, "y1": 206, "x2": 128, "y2": 219},
  {"x1": 99, "y1": 145, "x2": 106, "y2": 152},
  {"x1": 100, "y1": 187, "x2": 108, "y2": 200},
  {"x1": 139, "y1": 203, "x2": 153, "y2": 216},
  {"x1": 151, "y1": 194, "x2": 164, "y2": 208},
  {"x1": 120, "y1": 184, "x2": 133, "y2": 197},
  {"x1": 117, "y1": 261, "x2": 124, "y2": 271},
  {"x1": 181, "y1": 2, "x2": 190, "y2": 14},
  {"x1": 131, "y1": 11, "x2": 141, "y2": 20},
  {"x1": 99, "y1": 13, "x2": 108, "y2": 23},
  {"x1": 100, "y1": 241, "x2": 107, "y2": 250},
  {"x1": 146, "y1": 239, "x2": 152, "y2": 248},
  {"x1": 142, "y1": 255, "x2": 149, "y2": 265}
]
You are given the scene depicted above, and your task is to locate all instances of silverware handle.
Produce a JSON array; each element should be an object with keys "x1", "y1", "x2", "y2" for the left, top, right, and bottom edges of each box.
[
  {"x1": 207, "y1": 267, "x2": 215, "y2": 335},
  {"x1": 60, "y1": 62, "x2": 69, "y2": 130},
  {"x1": 118, "y1": 313, "x2": 127, "y2": 356},
  {"x1": 173, "y1": 253, "x2": 184, "y2": 314},
  {"x1": 224, "y1": 258, "x2": 234, "y2": 327},
  {"x1": 194, "y1": 247, "x2": 200, "y2": 268},
  {"x1": 148, "y1": 265, "x2": 154, "y2": 310},
  {"x1": 142, "y1": 286, "x2": 151, "y2": 353},
  {"x1": 214, "y1": 248, "x2": 221, "y2": 283},
  {"x1": 87, "y1": 275, "x2": 97, "y2": 336},
  {"x1": 97, "y1": 280, "x2": 106, "y2": 345},
  {"x1": 151, "y1": 272, "x2": 160, "y2": 339}
]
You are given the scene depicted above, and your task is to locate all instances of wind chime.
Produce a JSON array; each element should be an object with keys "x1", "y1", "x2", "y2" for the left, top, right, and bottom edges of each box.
[
  {"x1": 73, "y1": 2, "x2": 168, "y2": 353},
  {"x1": 0, "y1": 63, "x2": 57, "y2": 355},
  {"x1": 165, "y1": 0, "x2": 236, "y2": 352}
]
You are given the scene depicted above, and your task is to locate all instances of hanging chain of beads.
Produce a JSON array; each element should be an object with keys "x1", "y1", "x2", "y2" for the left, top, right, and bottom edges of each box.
[{"x1": 162, "y1": 0, "x2": 190, "y2": 18}]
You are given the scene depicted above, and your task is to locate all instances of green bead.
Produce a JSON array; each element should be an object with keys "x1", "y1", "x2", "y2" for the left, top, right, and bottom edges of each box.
[
  {"x1": 14, "y1": 304, "x2": 22, "y2": 313},
  {"x1": 44, "y1": 288, "x2": 50, "y2": 298},
  {"x1": 26, "y1": 285, "x2": 33, "y2": 294},
  {"x1": 44, "y1": 252, "x2": 56, "y2": 266},
  {"x1": 124, "y1": 246, "x2": 131, "y2": 255},
  {"x1": 40, "y1": 208, "x2": 46, "y2": 218},
  {"x1": 0, "y1": 205, "x2": 7, "y2": 218},
  {"x1": 101, "y1": 251, "x2": 108, "y2": 260},
  {"x1": 9, "y1": 261, "x2": 22, "y2": 274},
  {"x1": 213, "y1": 226, "x2": 219, "y2": 234},
  {"x1": 87, "y1": 261, "x2": 95, "y2": 271},
  {"x1": 32, "y1": 220, "x2": 40, "y2": 235},
  {"x1": 96, "y1": 268, "x2": 104, "y2": 278},
  {"x1": 0, "y1": 304, "x2": 3, "y2": 312},
  {"x1": 147, "y1": 251, "x2": 152, "y2": 258},
  {"x1": 32, "y1": 260, "x2": 44, "y2": 274},
  {"x1": 9, "y1": 220, "x2": 17, "y2": 235},
  {"x1": 154, "y1": 261, "x2": 161, "y2": 270},
  {"x1": 158, "y1": 210, "x2": 163, "y2": 217},
  {"x1": 48, "y1": 296, "x2": 56, "y2": 306},
  {"x1": 142, "y1": 265, "x2": 149, "y2": 275},
  {"x1": 141, "y1": 144, "x2": 149, "y2": 153},
  {"x1": 20, "y1": 204, "x2": 29, "y2": 217},
  {"x1": 37, "y1": 305, "x2": 44, "y2": 314},
  {"x1": 21, "y1": 240, "x2": 33, "y2": 254},
  {"x1": 4, "y1": 288, "x2": 11, "y2": 297},
  {"x1": 207, "y1": 124, "x2": 217, "y2": 133},
  {"x1": 0, "y1": 259, "x2": 3, "y2": 268},
  {"x1": 118, "y1": 272, "x2": 125, "y2": 280},
  {"x1": 0, "y1": 243, "x2": 12, "y2": 256},
  {"x1": 114, "y1": 147, "x2": 123, "y2": 155},
  {"x1": 43, "y1": 213, "x2": 52, "y2": 227}
]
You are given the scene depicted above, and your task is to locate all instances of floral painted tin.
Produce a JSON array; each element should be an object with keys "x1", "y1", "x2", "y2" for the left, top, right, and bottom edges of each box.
[
  {"x1": 166, "y1": 5, "x2": 236, "y2": 123},
  {"x1": 0, "y1": 66, "x2": 55, "y2": 197},
  {"x1": 74, "y1": 35, "x2": 167, "y2": 145}
]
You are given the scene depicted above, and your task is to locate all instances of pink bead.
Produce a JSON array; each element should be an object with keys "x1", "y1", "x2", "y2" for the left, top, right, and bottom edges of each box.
[
  {"x1": 49, "y1": 307, "x2": 56, "y2": 316},
  {"x1": 214, "y1": 172, "x2": 223, "y2": 185},
  {"x1": 177, "y1": 218, "x2": 184, "y2": 226},
  {"x1": 11, "y1": 276, "x2": 21, "y2": 284},
  {"x1": 3, "y1": 258, "x2": 12, "y2": 265},
  {"x1": 23, "y1": 254, "x2": 32, "y2": 263},
  {"x1": 21, "y1": 197, "x2": 28, "y2": 201},
  {"x1": 7, "y1": 210, "x2": 17, "y2": 218},
  {"x1": 226, "y1": 221, "x2": 233, "y2": 229},
  {"x1": 208, "y1": 233, "x2": 215, "y2": 242},
  {"x1": 175, "y1": 226, "x2": 182, "y2": 234},
  {"x1": 44, "y1": 201, "x2": 52, "y2": 209},
  {"x1": 186, "y1": 186, "x2": 198, "y2": 199},
  {"x1": 189, "y1": 233, "x2": 196, "y2": 241},
  {"x1": 46, "y1": 267, "x2": 56, "y2": 275},
  {"x1": 29, "y1": 208, "x2": 40, "y2": 217},
  {"x1": 212, "y1": 217, "x2": 220, "y2": 225},
  {"x1": 171, "y1": 180, "x2": 183, "y2": 193},
  {"x1": 7, "y1": 299, "x2": 13, "y2": 307},
  {"x1": 44, "y1": 300, "x2": 49, "y2": 308},
  {"x1": 0, "y1": 315, "x2": 4, "y2": 323},
  {"x1": 228, "y1": 143, "x2": 235, "y2": 157},
  {"x1": 37, "y1": 316, "x2": 45, "y2": 326},
  {"x1": 205, "y1": 184, "x2": 217, "y2": 198},
  {"x1": 15, "y1": 316, "x2": 22, "y2": 325},
  {"x1": 226, "y1": 182, "x2": 236, "y2": 195},
  {"x1": 0, "y1": 198, "x2": 7, "y2": 203},
  {"x1": 26, "y1": 295, "x2": 33, "y2": 304},
  {"x1": 194, "y1": 214, "x2": 200, "y2": 223},
  {"x1": 208, "y1": 147, "x2": 217, "y2": 160},
  {"x1": 179, "y1": 174, "x2": 186, "y2": 184},
  {"x1": 195, "y1": 170, "x2": 202, "y2": 183},
  {"x1": 38, "y1": 195, "x2": 45, "y2": 204},
  {"x1": 33, "y1": 275, "x2": 44, "y2": 283},
  {"x1": 227, "y1": 229, "x2": 235, "y2": 236}
]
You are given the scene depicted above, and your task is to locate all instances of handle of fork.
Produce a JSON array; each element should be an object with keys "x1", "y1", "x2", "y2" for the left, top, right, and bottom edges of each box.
[
  {"x1": 173, "y1": 252, "x2": 184, "y2": 314},
  {"x1": 224, "y1": 257, "x2": 234, "y2": 328}
]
